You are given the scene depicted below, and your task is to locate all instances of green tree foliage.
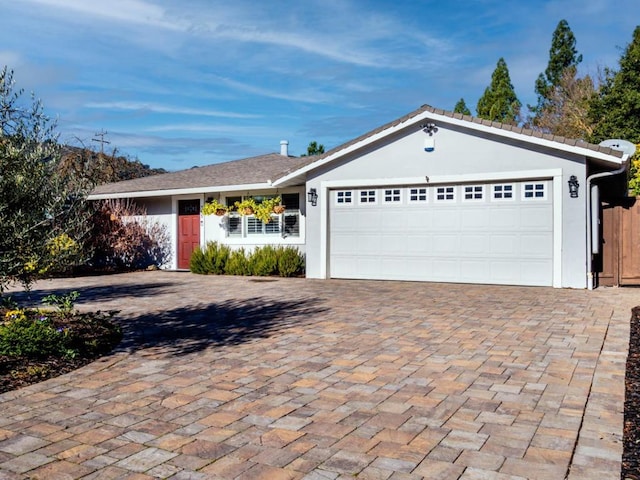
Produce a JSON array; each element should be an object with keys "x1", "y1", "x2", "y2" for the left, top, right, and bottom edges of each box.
[
  {"x1": 453, "y1": 98, "x2": 471, "y2": 116},
  {"x1": 476, "y1": 58, "x2": 521, "y2": 125},
  {"x1": 301, "y1": 141, "x2": 325, "y2": 157},
  {"x1": 589, "y1": 27, "x2": 640, "y2": 194},
  {"x1": 0, "y1": 67, "x2": 89, "y2": 291},
  {"x1": 589, "y1": 26, "x2": 640, "y2": 144},
  {"x1": 531, "y1": 19, "x2": 583, "y2": 120}
]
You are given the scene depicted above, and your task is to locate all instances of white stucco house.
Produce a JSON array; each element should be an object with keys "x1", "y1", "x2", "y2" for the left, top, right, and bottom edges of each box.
[{"x1": 88, "y1": 105, "x2": 630, "y2": 289}]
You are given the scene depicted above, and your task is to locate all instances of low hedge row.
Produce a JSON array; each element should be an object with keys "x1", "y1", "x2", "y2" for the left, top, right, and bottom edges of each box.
[{"x1": 190, "y1": 242, "x2": 305, "y2": 277}]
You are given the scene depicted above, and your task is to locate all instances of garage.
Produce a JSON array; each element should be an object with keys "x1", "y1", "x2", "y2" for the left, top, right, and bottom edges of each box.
[{"x1": 329, "y1": 179, "x2": 554, "y2": 286}]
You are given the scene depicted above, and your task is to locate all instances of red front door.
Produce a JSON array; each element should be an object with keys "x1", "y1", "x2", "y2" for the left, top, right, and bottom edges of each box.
[{"x1": 178, "y1": 199, "x2": 201, "y2": 269}]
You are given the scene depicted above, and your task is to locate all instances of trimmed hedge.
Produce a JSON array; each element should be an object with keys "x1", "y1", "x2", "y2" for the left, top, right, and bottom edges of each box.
[{"x1": 190, "y1": 243, "x2": 304, "y2": 277}]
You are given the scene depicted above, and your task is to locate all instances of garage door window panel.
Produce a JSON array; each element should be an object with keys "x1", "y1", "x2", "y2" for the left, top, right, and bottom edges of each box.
[
  {"x1": 436, "y1": 186, "x2": 456, "y2": 202},
  {"x1": 492, "y1": 184, "x2": 514, "y2": 201},
  {"x1": 463, "y1": 185, "x2": 484, "y2": 202},
  {"x1": 336, "y1": 191, "x2": 353, "y2": 205},
  {"x1": 522, "y1": 182, "x2": 547, "y2": 200},
  {"x1": 359, "y1": 190, "x2": 377, "y2": 204},
  {"x1": 409, "y1": 187, "x2": 428, "y2": 203},
  {"x1": 384, "y1": 188, "x2": 402, "y2": 203}
]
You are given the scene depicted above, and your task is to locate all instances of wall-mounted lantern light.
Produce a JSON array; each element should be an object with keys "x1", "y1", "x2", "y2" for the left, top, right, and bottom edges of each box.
[
  {"x1": 307, "y1": 188, "x2": 318, "y2": 206},
  {"x1": 568, "y1": 175, "x2": 579, "y2": 198}
]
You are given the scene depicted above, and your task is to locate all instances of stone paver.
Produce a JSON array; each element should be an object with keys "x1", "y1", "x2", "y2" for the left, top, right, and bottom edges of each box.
[{"x1": 0, "y1": 271, "x2": 638, "y2": 479}]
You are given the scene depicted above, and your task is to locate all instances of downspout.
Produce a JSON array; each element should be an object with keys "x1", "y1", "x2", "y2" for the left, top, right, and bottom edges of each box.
[{"x1": 586, "y1": 160, "x2": 628, "y2": 290}]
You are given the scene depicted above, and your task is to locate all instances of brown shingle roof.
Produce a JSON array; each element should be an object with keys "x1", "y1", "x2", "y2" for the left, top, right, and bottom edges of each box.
[
  {"x1": 90, "y1": 153, "x2": 314, "y2": 196},
  {"x1": 91, "y1": 104, "x2": 625, "y2": 198}
]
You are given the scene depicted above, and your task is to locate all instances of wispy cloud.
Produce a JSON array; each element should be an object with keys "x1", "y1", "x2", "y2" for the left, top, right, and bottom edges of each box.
[
  {"x1": 84, "y1": 101, "x2": 261, "y2": 119},
  {"x1": 24, "y1": 0, "x2": 182, "y2": 30}
]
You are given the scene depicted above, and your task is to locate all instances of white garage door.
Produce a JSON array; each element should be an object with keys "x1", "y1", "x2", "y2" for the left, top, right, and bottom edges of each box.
[{"x1": 329, "y1": 180, "x2": 553, "y2": 286}]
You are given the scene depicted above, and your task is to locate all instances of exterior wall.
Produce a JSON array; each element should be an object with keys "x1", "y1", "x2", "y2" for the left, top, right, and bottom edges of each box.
[
  {"x1": 134, "y1": 188, "x2": 306, "y2": 270},
  {"x1": 304, "y1": 123, "x2": 589, "y2": 288},
  {"x1": 130, "y1": 196, "x2": 175, "y2": 269}
]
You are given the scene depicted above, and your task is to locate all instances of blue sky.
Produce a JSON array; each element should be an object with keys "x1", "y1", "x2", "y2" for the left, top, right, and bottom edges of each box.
[{"x1": 1, "y1": 0, "x2": 638, "y2": 171}]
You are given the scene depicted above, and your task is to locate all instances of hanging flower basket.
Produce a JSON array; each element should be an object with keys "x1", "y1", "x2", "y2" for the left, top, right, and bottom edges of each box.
[
  {"x1": 273, "y1": 205, "x2": 286, "y2": 214},
  {"x1": 235, "y1": 198, "x2": 258, "y2": 217},
  {"x1": 202, "y1": 199, "x2": 229, "y2": 216}
]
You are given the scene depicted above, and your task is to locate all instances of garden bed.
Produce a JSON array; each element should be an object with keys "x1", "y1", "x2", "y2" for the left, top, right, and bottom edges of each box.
[{"x1": 0, "y1": 302, "x2": 122, "y2": 394}]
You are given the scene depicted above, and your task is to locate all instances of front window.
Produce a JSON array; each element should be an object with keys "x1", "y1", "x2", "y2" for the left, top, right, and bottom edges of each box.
[{"x1": 227, "y1": 193, "x2": 300, "y2": 238}]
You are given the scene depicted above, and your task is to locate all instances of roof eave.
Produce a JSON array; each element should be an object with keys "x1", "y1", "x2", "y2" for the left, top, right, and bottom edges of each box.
[
  {"x1": 273, "y1": 109, "x2": 625, "y2": 186},
  {"x1": 88, "y1": 182, "x2": 274, "y2": 201}
]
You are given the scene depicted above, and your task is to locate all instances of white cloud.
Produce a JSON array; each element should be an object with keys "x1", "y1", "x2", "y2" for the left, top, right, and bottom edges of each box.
[
  {"x1": 23, "y1": 0, "x2": 182, "y2": 30},
  {"x1": 0, "y1": 51, "x2": 22, "y2": 68},
  {"x1": 84, "y1": 101, "x2": 261, "y2": 119}
]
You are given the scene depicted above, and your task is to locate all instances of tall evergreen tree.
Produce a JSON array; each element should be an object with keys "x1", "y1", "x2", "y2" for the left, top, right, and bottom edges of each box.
[
  {"x1": 300, "y1": 141, "x2": 325, "y2": 157},
  {"x1": 476, "y1": 58, "x2": 521, "y2": 125},
  {"x1": 589, "y1": 26, "x2": 640, "y2": 144},
  {"x1": 532, "y1": 19, "x2": 582, "y2": 118},
  {"x1": 453, "y1": 98, "x2": 471, "y2": 116}
]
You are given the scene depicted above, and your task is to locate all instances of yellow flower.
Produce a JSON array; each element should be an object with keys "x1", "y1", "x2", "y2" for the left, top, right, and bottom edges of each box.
[
  {"x1": 47, "y1": 234, "x2": 78, "y2": 256},
  {"x1": 4, "y1": 309, "x2": 26, "y2": 322},
  {"x1": 24, "y1": 260, "x2": 37, "y2": 272}
]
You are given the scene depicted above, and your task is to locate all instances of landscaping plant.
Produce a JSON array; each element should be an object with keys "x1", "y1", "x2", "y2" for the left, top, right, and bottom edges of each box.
[
  {"x1": 190, "y1": 244, "x2": 304, "y2": 277},
  {"x1": 0, "y1": 291, "x2": 122, "y2": 393}
]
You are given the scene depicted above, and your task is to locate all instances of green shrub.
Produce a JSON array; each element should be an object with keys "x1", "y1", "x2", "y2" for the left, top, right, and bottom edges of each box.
[
  {"x1": 192, "y1": 243, "x2": 305, "y2": 277},
  {"x1": 0, "y1": 308, "x2": 121, "y2": 361},
  {"x1": 225, "y1": 248, "x2": 251, "y2": 275},
  {"x1": 276, "y1": 246, "x2": 305, "y2": 277},
  {"x1": 0, "y1": 315, "x2": 68, "y2": 358},
  {"x1": 190, "y1": 242, "x2": 231, "y2": 274},
  {"x1": 189, "y1": 246, "x2": 208, "y2": 274},
  {"x1": 209, "y1": 243, "x2": 231, "y2": 274},
  {"x1": 248, "y1": 245, "x2": 278, "y2": 276}
]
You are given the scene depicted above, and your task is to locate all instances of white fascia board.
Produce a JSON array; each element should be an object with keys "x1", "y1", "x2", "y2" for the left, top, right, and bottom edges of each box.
[
  {"x1": 319, "y1": 169, "x2": 563, "y2": 189},
  {"x1": 424, "y1": 111, "x2": 625, "y2": 165},
  {"x1": 87, "y1": 182, "x2": 273, "y2": 201},
  {"x1": 273, "y1": 111, "x2": 624, "y2": 187}
]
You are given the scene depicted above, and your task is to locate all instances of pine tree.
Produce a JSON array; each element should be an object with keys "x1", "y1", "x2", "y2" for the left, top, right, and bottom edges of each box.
[
  {"x1": 531, "y1": 19, "x2": 582, "y2": 119},
  {"x1": 589, "y1": 26, "x2": 640, "y2": 144},
  {"x1": 476, "y1": 58, "x2": 521, "y2": 125},
  {"x1": 300, "y1": 141, "x2": 325, "y2": 157},
  {"x1": 453, "y1": 98, "x2": 471, "y2": 116}
]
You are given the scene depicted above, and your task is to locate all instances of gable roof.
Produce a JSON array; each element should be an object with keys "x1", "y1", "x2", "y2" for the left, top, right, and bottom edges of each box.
[
  {"x1": 273, "y1": 104, "x2": 626, "y2": 187},
  {"x1": 89, "y1": 153, "x2": 314, "y2": 199},
  {"x1": 90, "y1": 104, "x2": 628, "y2": 199}
]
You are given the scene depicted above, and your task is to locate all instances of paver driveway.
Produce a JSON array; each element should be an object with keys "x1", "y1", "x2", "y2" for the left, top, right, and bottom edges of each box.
[{"x1": 0, "y1": 272, "x2": 638, "y2": 480}]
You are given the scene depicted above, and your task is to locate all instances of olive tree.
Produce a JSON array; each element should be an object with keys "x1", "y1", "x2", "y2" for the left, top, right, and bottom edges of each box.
[{"x1": 0, "y1": 67, "x2": 89, "y2": 292}]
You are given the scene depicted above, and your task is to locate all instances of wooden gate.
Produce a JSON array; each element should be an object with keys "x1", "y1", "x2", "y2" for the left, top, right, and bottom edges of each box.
[{"x1": 599, "y1": 197, "x2": 640, "y2": 286}]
